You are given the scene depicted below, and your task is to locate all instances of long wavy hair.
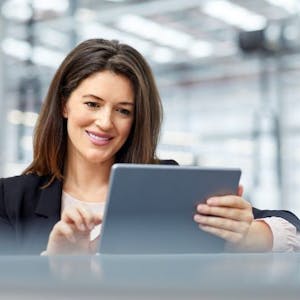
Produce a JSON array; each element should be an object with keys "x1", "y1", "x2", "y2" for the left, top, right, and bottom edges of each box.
[{"x1": 23, "y1": 38, "x2": 163, "y2": 183}]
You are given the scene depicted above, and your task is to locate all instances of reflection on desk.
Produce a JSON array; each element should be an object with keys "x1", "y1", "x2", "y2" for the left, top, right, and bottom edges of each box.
[{"x1": 0, "y1": 253, "x2": 300, "y2": 299}]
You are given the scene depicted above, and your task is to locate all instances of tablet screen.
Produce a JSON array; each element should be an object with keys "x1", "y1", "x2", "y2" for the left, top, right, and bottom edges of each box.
[{"x1": 99, "y1": 164, "x2": 241, "y2": 254}]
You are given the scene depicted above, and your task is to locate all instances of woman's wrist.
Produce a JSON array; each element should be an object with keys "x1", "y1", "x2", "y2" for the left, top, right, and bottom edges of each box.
[{"x1": 227, "y1": 220, "x2": 274, "y2": 252}]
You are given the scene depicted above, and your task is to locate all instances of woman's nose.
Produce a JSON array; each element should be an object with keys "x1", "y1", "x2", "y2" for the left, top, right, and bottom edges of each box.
[{"x1": 95, "y1": 109, "x2": 113, "y2": 130}]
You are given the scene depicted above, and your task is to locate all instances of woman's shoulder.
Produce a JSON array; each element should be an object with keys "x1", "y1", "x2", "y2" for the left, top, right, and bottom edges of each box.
[
  {"x1": 0, "y1": 173, "x2": 50, "y2": 191},
  {"x1": 158, "y1": 159, "x2": 179, "y2": 166}
]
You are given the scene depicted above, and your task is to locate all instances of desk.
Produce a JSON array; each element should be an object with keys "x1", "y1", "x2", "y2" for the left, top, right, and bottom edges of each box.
[{"x1": 0, "y1": 253, "x2": 299, "y2": 299}]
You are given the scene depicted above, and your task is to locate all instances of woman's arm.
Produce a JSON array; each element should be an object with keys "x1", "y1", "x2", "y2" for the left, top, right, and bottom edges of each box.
[{"x1": 257, "y1": 217, "x2": 300, "y2": 252}]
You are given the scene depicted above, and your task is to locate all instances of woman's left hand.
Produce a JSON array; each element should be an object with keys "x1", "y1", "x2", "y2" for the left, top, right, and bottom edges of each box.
[{"x1": 194, "y1": 186, "x2": 254, "y2": 247}]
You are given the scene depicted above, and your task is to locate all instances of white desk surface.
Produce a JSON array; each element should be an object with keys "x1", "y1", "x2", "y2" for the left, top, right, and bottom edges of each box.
[{"x1": 0, "y1": 253, "x2": 299, "y2": 300}]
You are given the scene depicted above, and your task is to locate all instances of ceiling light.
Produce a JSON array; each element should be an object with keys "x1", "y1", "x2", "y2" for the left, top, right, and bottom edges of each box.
[
  {"x1": 2, "y1": 38, "x2": 31, "y2": 60},
  {"x1": 2, "y1": 38, "x2": 64, "y2": 68},
  {"x1": 116, "y1": 14, "x2": 214, "y2": 59},
  {"x1": 1, "y1": 0, "x2": 33, "y2": 22},
  {"x1": 7, "y1": 110, "x2": 23, "y2": 125},
  {"x1": 7, "y1": 110, "x2": 38, "y2": 127},
  {"x1": 203, "y1": 0, "x2": 267, "y2": 31},
  {"x1": 117, "y1": 14, "x2": 194, "y2": 50},
  {"x1": 32, "y1": 0, "x2": 69, "y2": 13},
  {"x1": 1, "y1": 0, "x2": 69, "y2": 21},
  {"x1": 189, "y1": 41, "x2": 214, "y2": 58},
  {"x1": 265, "y1": 0, "x2": 300, "y2": 14}
]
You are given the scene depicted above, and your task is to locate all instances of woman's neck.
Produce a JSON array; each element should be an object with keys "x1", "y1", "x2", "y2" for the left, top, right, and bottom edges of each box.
[{"x1": 63, "y1": 155, "x2": 113, "y2": 203}]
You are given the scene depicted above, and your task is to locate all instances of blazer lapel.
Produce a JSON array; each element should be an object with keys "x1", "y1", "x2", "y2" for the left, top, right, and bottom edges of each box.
[
  {"x1": 35, "y1": 178, "x2": 62, "y2": 221},
  {"x1": 21, "y1": 177, "x2": 63, "y2": 254}
]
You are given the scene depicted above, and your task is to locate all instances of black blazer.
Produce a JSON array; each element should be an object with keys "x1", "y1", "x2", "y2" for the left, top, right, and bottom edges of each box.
[{"x1": 1, "y1": 166, "x2": 300, "y2": 254}]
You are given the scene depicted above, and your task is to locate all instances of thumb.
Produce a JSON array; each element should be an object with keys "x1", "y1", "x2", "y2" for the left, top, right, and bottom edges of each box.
[{"x1": 237, "y1": 185, "x2": 243, "y2": 197}]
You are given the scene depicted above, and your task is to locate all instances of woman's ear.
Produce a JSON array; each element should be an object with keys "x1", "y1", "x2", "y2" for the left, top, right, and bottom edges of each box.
[
  {"x1": 62, "y1": 100, "x2": 68, "y2": 118},
  {"x1": 62, "y1": 106, "x2": 68, "y2": 118}
]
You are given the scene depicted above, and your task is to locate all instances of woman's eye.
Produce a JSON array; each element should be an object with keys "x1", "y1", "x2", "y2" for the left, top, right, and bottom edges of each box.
[
  {"x1": 117, "y1": 108, "x2": 131, "y2": 116},
  {"x1": 85, "y1": 102, "x2": 99, "y2": 108}
]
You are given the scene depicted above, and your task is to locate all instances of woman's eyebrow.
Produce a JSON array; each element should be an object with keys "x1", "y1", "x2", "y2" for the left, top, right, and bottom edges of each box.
[
  {"x1": 83, "y1": 94, "x2": 134, "y2": 106},
  {"x1": 82, "y1": 94, "x2": 103, "y2": 101},
  {"x1": 118, "y1": 101, "x2": 134, "y2": 106}
]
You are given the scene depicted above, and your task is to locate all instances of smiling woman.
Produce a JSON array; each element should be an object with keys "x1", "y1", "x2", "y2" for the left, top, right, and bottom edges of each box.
[
  {"x1": 62, "y1": 71, "x2": 134, "y2": 167},
  {"x1": 0, "y1": 38, "x2": 300, "y2": 255}
]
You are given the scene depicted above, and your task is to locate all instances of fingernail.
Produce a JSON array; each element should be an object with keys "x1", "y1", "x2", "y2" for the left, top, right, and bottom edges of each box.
[
  {"x1": 197, "y1": 204, "x2": 206, "y2": 211},
  {"x1": 207, "y1": 198, "x2": 216, "y2": 205},
  {"x1": 194, "y1": 214, "x2": 203, "y2": 222},
  {"x1": 198, "y1": 215, "x2": 207, "y2": 223}
]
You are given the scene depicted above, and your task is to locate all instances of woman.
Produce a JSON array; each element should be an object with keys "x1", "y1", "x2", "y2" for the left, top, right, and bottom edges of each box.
[{"x1": 0, "y1": 39, "x2": 299, "y2": 254}]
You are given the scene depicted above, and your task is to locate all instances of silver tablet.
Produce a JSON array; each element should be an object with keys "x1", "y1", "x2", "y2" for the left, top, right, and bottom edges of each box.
[{"x1": 99, "y1": 164, "x2": 241, "y2": 254}]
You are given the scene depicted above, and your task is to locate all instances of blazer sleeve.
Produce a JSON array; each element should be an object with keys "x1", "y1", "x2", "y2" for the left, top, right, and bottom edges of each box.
[
  {"x1": 159, "y1": 159, "x2": 179, "y2": 165},
  {"x1": 0, "y1": 178, "x2": 17, "y2": 254},
  {"x1": 253, "y1": 207, "x2": 300, "y2": 231}
]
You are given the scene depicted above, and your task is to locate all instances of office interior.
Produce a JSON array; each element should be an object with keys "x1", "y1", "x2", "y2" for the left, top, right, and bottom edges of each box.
[{"x1": 1, "y1": 0, "x2": 300, "y2": 217}]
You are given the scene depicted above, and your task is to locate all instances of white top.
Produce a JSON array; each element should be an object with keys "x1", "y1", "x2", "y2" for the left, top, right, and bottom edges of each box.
[{"x1": 61, "y1": 192, "x2": 300, "y2": 252}]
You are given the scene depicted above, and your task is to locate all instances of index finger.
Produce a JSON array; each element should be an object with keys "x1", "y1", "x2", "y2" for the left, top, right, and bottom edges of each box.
[
  {"x1": 62, "y1": 206, "x2": 94, "y2": 230},
  {"x1": 61, "y1": 206, "x2": 87, "y2": 231},
  {"x1": 75, "y1": 206, "x2": 102, "y2": 229},
  {"x1": 206, "y1": 195, "x2": 251, "y2": 209}
]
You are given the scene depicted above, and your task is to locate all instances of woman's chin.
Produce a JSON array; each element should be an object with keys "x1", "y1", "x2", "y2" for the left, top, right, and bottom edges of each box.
[{"x1": 85, "y1": 152, "x2": 114, "y2": 165}]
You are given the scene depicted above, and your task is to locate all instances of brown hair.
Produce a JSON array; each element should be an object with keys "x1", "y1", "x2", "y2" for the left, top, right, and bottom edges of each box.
[{"x1": 23, "y1": 38, "x2": 163, "y2": 182}]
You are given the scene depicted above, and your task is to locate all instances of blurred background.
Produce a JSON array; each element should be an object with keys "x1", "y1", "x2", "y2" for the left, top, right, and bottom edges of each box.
[{"x1": 1, "y1": 0, "x2": 300, "y2": 214}]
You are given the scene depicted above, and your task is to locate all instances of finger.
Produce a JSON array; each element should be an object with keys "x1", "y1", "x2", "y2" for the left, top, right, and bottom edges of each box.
[
  {"x1": 64, "y1": 206, "x2": 102, "y2": 232},
  {"x1": 194, "y1": 214, "x2": 250, "y2": 234},
  {"x1": 91, "y1": 212, "x2": 102, "y2": 226},
  {"x1": 75, "y1": 206, "x2": 96, "y2": 230},
  {"x1": 198, "y1": 224, "x2": 243, "y2": 244},
  {"x1": 237, "y1": 185, "x2": 243, "y2": 197},
  {"x1": 51, "y1": 221, "x2": 76, "y2": 243},
  {"x1": 206, "y1": 195, "x2": 251, "y2": 209},
  {"x1": 196, "y1": 204, "x2": 253, "y2": 222},
  {"x1": 62, "y1": 207, "x2": 87, "y2": 232},
  {"x1": 76, "y1": 206, "x2": 102, "y2": 230}
]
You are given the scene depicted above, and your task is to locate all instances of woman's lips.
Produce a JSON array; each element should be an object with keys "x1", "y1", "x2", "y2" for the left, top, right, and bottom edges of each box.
[{"x1": 86, "y1": 130, "x2": 113, "y2": 146}]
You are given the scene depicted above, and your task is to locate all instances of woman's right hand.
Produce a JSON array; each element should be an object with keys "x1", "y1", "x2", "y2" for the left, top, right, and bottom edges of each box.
[{"x1": 46, "y1": 206, "x2": 102, "y2": 255}]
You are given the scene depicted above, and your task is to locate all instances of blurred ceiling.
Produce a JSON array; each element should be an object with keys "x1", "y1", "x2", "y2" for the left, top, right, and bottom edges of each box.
[{"x1": 1, "y1": 0, "x2": 300, "y2": 86}]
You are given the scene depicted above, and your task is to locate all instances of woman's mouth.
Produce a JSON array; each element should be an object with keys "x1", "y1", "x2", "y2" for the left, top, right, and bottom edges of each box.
[{"x1": 86, "y1": 131, "x2": 113, "y2": 146}]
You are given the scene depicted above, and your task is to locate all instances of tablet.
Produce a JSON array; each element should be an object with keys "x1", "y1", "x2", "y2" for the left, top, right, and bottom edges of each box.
[{"x1": 99, "y1": 164, "x2": 241, "y2": 254}]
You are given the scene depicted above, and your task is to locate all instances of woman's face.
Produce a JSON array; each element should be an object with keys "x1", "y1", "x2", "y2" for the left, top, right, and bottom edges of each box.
[{"x1": 63, "y1": 70, "x2": 134, "y2": 166}]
